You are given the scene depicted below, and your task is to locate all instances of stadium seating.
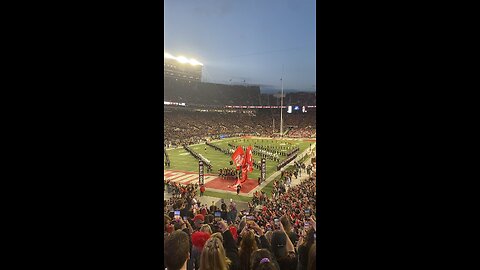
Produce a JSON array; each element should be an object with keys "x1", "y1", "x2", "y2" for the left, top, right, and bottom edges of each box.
[{"x1": 164, "y1": 109, "x2": 316, "y2": 147}]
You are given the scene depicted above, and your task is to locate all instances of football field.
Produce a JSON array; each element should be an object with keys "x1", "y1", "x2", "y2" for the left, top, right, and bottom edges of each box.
[
  {"x1": 164, "y1": 137, "x2": 314, "y2": 197},
  {"x1": 165, "y1": 138, "x2": 312, "y2": 175}
]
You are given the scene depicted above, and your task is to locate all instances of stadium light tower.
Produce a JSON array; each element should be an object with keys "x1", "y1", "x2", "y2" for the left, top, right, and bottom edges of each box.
[{"x1": 280, "y1": 77, "x2": 284, "y2": 137}]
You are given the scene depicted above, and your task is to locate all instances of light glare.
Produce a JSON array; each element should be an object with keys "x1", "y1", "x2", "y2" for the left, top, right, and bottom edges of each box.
[{"x1": 164, "y1": 52, "x2": 203, "y2": 66}]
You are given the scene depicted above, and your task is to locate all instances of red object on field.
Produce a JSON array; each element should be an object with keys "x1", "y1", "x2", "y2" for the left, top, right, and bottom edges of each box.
[
  {"x1": 231, "y1": 146, "x2": 245, "y2": 170},
  {"x1": 245, "y1": 146, "x2": 253, "y2": 173},
  {"x1": 241, "y1": 166, "x2": 248, "y2": 183}
]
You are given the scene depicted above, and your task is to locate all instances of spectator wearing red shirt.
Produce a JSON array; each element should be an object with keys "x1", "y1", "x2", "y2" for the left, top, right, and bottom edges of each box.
[
  {"x1": 200, "y1": 184, "x2": 205, "y2": 197},
  {"x1": 200, "y1": 206, "x2": 207, "y2": 216}
]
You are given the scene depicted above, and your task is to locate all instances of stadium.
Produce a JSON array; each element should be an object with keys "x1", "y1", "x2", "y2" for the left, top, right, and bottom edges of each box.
[{"x1": 164, "y1": 51, "x2": 317, "y2": 270}]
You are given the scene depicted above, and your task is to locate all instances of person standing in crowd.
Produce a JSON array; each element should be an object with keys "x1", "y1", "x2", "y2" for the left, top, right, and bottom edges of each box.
[
  {"x1": 221, "y1": 199, "x2": 228, "y2": 220},
  {"x1": 280, "y1": 215, "x2": 298, "y2": 246},
  {"x1": 164, "y1": 230, "x2": 190, "y2": 270},
  {"x1": 200, "y1": 184, "x2": 205, "y2": 197},
  {"x1": 200, "y1": 204, "x2": 208, "y2": 216},
  {"x1": 193, "y1": 214, "x2": 205, "y2": 231},
  {"x1": 190, "y1": 225, "x2": 211, "y2": 270},
  {"x1": 199, "y1": 219, "x2": 239, "y2": 270},
  {"x1": 270, "y1": 222, "x2": 298, "y2": 270},
  {"x1": 238, "y1": 230, "x2": 258, "y2": 270},
  {"x1": 307, "y1": 243, "x2": 316, "y2": 270},
  {"x1": 210, "y1": 201, "x2": 217, "y2": 213},
  {"x1": 250, "y1": 249, "x2": 280, "y2": 270},
  {"x1": 296, "y1": 226, "x2": 316, "y2": 270}
]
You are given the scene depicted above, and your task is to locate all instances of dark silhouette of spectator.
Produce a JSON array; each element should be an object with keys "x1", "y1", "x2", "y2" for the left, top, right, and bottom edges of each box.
[
  {"x1": 209, "y1": 201, "x2": 217, "y2": 213},
  {"x1": 164, "y1": 230, "x2": 190, "y2": 270},
  {"x1": 296, "y1": 228, "x2": 315, "y2": 270},
  {"x1": 280, "y1": 216, "x2": 298, "y2": 246},
  {"x1": 270, "y1": 223, "x2": 297, "y2": 270},
  {"x1": 307, "y1": 243, "x2": 316, "y2": 270}
]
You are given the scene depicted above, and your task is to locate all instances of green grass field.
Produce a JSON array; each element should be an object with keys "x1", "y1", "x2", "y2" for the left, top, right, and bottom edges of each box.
[{"x1": 164, "y1": 137, "x2": 313, "y2": 181}]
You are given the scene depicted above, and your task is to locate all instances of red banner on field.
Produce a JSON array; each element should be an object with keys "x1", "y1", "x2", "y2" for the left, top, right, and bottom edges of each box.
[
  {"x1": 241, "y1": 165, "x2": 248, "y2": 183},
  {"x1": 231, "y1": 146, "x2": 245, "y2": 170}
]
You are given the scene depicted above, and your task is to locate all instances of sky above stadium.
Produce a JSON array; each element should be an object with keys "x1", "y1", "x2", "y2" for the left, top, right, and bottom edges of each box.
[{"x1": 164, "y1": 0, "x2": 316, "y2": 93}]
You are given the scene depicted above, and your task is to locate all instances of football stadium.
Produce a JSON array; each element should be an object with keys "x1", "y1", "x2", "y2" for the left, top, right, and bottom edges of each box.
[
  {"x1": 163, "y1": 52, "x2": 317, "y2": 270},
  {"x1": 163, "y1": 1, "x2": 316, "y2": 269}
]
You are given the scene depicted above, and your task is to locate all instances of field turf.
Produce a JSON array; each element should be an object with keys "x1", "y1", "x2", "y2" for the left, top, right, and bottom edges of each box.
[{"x1": 164, "y1": 137, "x2": 313, "y2": 181}]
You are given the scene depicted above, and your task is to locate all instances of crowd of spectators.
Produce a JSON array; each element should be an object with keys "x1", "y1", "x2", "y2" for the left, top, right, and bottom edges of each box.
[
  {"x1": 286, "y1": 127, "x2": 316, "y2": 138},
  {"x1": 164, "y1": 166, "x2": 317, "y2": 270},
  {"x1": 164, "y1": 110, "x2": 316, "y2": 148},
  {"x1": 164, "y1": 181, "x2": 199, "y2": 199}
]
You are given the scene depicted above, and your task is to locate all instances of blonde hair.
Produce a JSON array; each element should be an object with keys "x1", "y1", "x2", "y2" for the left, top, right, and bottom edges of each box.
[
  {"x1": 210, "y1": 232, "x2": 224, "y2": 242},
  {"x1": 199, "y1": 237, "x2": 231, "y2": 270},
  {"x1": 200, "y1": 224, "x2": 212, "y2": 234},
  {"x1": 239, "y1": 230, "x2": 258, "y2": 270}
]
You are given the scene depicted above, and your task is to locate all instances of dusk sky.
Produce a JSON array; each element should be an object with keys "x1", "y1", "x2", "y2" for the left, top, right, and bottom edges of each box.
[{"x1": 164, "y1": 0, "x2": 316, "y2": 93}]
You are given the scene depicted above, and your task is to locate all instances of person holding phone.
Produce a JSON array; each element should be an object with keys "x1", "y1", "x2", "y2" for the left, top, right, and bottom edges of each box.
[
  {"x1": 174, "y1": 210, "x2": 181, "y2": 221},
  {"x1": 239, "y1": 220, "x2": 270, "y2": 251},
  {"x1": 270, "y1": 221, "x2": 298, "y2": 270},
  {"x1": 296, "y1": 226, "x2": 315, "y2": 270},
  {"x1": 280, "y1": 215, "x2": 298, "y2": 246}
]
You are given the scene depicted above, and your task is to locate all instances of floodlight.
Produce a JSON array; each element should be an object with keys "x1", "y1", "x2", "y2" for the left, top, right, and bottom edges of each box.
[{"x1": 176, "y1": 56, "x2": 189, "y2": 63}]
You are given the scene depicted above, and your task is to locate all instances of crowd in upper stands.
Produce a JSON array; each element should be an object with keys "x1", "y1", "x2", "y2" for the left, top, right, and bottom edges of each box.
[
  {"x1": 286, "y1": 128, "x2": 316, "y2": 138},
  {"x1": 164, "y1": 164, "x2": 317, "y2": 270},
  {"x1": 164, "y1": 110, "x2": 316, "y2": 148}
]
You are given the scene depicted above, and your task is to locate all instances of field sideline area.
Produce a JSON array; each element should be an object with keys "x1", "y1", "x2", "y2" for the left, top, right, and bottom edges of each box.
[{"x1": 164, "y1": 137, "x2": 315, "y2": 200}]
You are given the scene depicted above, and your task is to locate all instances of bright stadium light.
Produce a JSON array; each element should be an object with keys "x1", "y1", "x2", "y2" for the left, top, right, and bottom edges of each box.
[
  {"x1": 164, "y1": 52, "x2": 203, "y2": 66},
  {"x1": 176, "y1": 56, "x2": 189, "y2": 63}
]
